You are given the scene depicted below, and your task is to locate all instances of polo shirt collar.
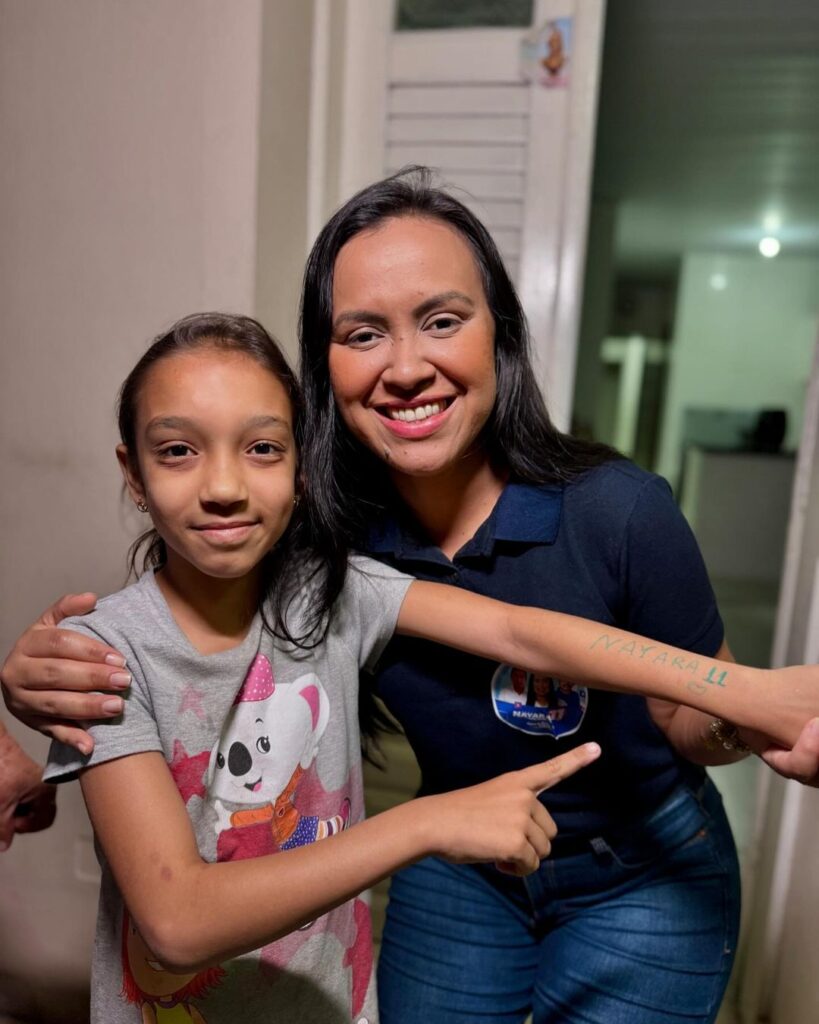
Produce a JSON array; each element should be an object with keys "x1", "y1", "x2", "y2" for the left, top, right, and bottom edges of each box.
[{"x1": 364, "y1": 481, "x2": 562, "y2": 564}]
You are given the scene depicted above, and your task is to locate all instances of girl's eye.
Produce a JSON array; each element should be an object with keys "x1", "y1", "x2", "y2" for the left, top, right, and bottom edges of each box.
[
  {"x1": 248, "y1": 441, "x2": 284, "y2": 457},
  {"x1": 256, "y1": 736, "x2": 271, "y2": 754},
  {"x1": 159, "y1": 443, "x2": 194, "y2": 459}
]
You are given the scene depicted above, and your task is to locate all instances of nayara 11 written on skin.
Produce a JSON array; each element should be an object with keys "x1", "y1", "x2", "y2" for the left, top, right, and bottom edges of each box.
[{"x1": 589, "y1": 634, "x2": 729, "y2": 696}]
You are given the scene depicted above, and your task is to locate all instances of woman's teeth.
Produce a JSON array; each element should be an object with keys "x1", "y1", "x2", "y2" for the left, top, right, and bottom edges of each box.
[{"x1": 388, "y1": 402, "x2": 444, "y2": 423}]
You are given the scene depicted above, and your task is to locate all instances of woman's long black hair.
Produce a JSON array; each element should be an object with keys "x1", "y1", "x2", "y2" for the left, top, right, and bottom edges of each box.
[{"x1": 298, "y1": 167, "x2": 621, "y2": 753}]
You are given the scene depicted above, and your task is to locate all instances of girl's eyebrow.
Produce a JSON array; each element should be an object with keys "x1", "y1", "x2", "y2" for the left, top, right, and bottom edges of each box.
[
  {"x1": 145, "y1": 415, "x2": 291, "y2": 434},
  {"x1": 332, "y1": 291, "x2": 475, "y2": 332}
]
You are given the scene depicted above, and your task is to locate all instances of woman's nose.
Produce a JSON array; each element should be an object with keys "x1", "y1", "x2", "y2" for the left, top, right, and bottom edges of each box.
[{"x1": 381, "y1": 334, "x2": 435, "y2": 392}]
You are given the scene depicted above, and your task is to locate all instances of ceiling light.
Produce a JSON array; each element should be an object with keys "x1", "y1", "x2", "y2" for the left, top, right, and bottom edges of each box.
[
  {"x1": 759, "y1": 237, "x2": 781, "y2": 258},
  {"x1": 709, "y1": 273, "x2": 728, "y2": 291}
]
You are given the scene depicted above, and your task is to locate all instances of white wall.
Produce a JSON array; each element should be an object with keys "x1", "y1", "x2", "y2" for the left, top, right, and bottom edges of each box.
[
  {"x1": 656, "y1": 252, "x2": 819, "y2": 488},
  {"x1": 0, "y1": 2, "x2": 267, "y2": 1017}
]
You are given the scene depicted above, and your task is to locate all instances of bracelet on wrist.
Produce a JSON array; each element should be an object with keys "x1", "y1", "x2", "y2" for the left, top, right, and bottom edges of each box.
[{"x1": 706, "y1": 718, "x2": 751, "y2": 754}]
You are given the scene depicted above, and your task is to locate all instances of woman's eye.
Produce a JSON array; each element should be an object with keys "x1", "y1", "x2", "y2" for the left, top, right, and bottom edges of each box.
[
  {"x1": 427, "y1": 316, "x2": 460, "y2": 332},
  {"x1": 347, "y1": 330, "x2": 381, "y2": 347}
]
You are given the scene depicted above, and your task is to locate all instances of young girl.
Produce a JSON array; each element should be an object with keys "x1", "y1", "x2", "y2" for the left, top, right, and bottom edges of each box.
[{"x1": 42, "y1": 313, "x2": 818, "y2": 1024}]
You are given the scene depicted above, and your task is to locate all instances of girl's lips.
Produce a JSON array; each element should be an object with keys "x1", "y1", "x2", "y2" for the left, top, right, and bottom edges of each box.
[
  {"x1": 193, "y1": 523, "x2": 258, "y2": 545},
  {"x1": 375, "y1": 398, "x2": 455, "y2": 439}
]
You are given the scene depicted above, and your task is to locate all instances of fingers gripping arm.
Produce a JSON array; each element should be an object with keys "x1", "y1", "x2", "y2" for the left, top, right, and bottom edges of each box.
[{"x1": 1, "y1": 594, "x2": 130, "y2": 752}]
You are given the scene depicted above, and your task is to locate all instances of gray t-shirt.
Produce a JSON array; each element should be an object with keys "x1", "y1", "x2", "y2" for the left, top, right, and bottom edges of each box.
[{"x1": 45, "y1": 556, "x2": 413, "y2": 1024}]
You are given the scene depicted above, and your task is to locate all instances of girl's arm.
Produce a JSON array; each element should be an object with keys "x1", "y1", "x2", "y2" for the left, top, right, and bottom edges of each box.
[
  {"x1": 395, "y1": 581, "x2": 819, "y2": 755},
  {"x1": 5, "y1": 591, "x2": 819, "y2": 782},
  {"x1": 646, "y1": 642, "x2": 749, "y2": 765},
  {"x1": 80, "y1": 743, "x2": 599, "y2": 973}
]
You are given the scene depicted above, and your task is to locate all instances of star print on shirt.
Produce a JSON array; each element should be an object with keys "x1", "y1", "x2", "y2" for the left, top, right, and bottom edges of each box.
[
  {"x1": 178, "y1": 683, "x2": 206, "y2": 720},
  {"x1": 168, "y1": 740, "x2": 209, "y2": 804}
]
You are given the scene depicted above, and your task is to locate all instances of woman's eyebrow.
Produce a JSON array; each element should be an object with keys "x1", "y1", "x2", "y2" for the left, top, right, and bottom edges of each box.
[
  {"x1": 412, "y1": 291, "x2": 475, "y2": 319},
  {"x1": 332, "y1": 310, "x2": 390, "y2": 331},
  {"x1": 332, "y1": 291, "x2": 475, "y2": 332}
]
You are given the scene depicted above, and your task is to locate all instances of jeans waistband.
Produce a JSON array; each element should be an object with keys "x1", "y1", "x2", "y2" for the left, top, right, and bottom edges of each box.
[{"x1": 548, "y1": 780, "x2": 712, "y2": 860}]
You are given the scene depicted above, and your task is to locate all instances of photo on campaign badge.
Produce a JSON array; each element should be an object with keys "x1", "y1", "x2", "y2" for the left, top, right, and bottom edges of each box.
[{"x1": 491, "y1": 664, "x2": 588, "y2": 737}]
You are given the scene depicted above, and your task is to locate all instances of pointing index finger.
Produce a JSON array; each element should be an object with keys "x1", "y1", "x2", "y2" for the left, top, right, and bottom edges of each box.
[{"x1": 526, "y1": 743, "x2": 601, "y2": 795}]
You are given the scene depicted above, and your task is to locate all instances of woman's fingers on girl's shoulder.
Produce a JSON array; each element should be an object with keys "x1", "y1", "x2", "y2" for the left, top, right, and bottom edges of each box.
[
  {"x1": 40, "y1": 593, "x2": 99, "y2": 628},
  {"x1": 521, "y1": 742, "x2": 601, "y2": 795},
  {"x1": 20, "y1": 626, "x2": 124, "y2": 669},
  {"x1": 26, "y1": 717, "x2": 96, "y2": 756}
]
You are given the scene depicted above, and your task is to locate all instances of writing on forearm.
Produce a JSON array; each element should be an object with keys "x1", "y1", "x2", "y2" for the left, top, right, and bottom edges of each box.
[{"x1": 589, "y1": 634, "x2": 729, "y2": 696}]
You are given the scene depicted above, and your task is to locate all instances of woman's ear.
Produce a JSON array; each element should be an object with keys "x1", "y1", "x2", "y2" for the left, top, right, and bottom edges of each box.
[{"x1": 116, "y1": 445, "x2": 146, "y2": 510}]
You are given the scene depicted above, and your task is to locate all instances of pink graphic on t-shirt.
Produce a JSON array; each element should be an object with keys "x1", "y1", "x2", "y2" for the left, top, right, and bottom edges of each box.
[
  {"x1": 168, "y1": 740, "x2": 209, "y2": 804},
  {"x1": 178, "y1": 683, "x2": 207, "y2": 720},
  {"x1": 233, "y1": 653, "x2": 275, "y2": 704}
]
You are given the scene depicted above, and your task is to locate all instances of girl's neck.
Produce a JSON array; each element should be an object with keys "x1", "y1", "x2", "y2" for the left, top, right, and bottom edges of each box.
[
  {"x1": 390, "y1": 453, "x2": 508, "y2": 560},
  {"x1": 155, "y1": 555, "x2": 261, "y2": 655}
]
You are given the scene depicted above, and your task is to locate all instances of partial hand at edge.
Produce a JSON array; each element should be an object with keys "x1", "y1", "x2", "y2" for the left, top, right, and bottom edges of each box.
[{"x1": 740, "y1": 717, "x2": 819, "y2": 788}]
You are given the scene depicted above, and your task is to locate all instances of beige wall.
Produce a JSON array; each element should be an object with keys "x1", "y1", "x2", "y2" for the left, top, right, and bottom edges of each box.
[{"x1": 0, "y1": 1, "x2": 276, "y2": 1017}]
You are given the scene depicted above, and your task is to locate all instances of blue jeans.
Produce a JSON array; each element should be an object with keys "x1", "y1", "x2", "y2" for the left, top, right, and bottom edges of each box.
[{"x1": 377, "y1": 779, "x2": 740, "y2": 1024}]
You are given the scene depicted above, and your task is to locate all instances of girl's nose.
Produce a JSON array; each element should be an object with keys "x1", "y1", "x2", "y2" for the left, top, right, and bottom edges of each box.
[
  {"x1": 201, "y1": 456, "x2": 248, "y2": 506},
  {"x1": 381, "y1": 334, "x2": 435, "y2": 392}
]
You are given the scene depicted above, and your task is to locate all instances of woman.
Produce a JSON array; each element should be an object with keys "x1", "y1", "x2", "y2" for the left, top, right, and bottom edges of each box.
[{"x1": 4, "y1": 168, "x2": 819, "y2": 1023}]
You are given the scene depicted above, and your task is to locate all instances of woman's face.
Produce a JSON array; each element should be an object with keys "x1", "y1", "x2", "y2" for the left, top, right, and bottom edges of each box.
[{"x1": 328, "y1": 216, "x2": 497, "y2": 481}]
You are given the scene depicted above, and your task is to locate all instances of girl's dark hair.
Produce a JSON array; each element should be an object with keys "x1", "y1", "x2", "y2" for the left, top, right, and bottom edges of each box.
[
  {"x1": 118, "y1": 311, "x2": 322, "y2": 645},
  {"x1": 299, "y1": 165, "x2": 620, "y2": 550},
  {"x1": 298, "y1": 166, "x2": 620, "y2": 753}
]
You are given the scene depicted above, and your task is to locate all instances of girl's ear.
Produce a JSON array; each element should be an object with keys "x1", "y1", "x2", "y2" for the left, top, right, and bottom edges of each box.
[{"x1": 116, "y1": 444, "x2": 146, "y2": 509}]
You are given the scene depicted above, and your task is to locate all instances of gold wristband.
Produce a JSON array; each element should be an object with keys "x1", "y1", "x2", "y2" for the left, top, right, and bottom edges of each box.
[{"x1": 707, "y1": 718, "x2": 751, "y2": 754}]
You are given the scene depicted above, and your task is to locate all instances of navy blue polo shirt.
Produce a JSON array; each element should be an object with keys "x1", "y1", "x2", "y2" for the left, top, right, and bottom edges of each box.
[{"x1": 363, "y1": 460, "x2": 724, "y2": 842}]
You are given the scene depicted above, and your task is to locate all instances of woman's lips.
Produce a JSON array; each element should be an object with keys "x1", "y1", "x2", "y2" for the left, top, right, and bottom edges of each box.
[{"x1": 376, "y1": 398, "x2": 454, "y2": 439}]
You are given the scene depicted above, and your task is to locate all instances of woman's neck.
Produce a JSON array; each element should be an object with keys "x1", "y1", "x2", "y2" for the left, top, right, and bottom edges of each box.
[
  {"x1": 155, "y1": 556, "x2": 261, "y2": 655},
  {"x1": 390, "y1": 454, "x2": 508, "y2": 560}
]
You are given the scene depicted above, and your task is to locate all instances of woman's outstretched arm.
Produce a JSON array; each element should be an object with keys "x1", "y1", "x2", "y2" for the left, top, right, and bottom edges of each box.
[{"x1": 395, "y1": 580, "x2": 819, "y2": 763}]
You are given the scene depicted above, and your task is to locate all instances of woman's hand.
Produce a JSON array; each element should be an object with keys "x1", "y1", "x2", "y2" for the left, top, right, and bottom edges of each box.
[
  {"x1": 739, "y1": 717, "x2": 819, "y2": 787},
  {"x1": 424, "y1": 742, "x2": 601, "y2": 876},
  {"x1": 0, "y1": 593, "x2": 129, "y2": 754}
]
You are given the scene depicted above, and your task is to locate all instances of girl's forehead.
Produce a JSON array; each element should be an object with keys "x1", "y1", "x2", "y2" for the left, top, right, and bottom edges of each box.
[{"x1": 137, "y1": 349, "x2": 293, "y2": 421}]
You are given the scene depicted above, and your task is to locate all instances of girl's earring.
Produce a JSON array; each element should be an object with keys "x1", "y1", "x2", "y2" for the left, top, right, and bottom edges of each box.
[
  {"x1": 136, "y1": 500, "x2": 149, "y2": 513},
  {"x1": 293, "y1": 496, "x2": 300, "y2": 507}
]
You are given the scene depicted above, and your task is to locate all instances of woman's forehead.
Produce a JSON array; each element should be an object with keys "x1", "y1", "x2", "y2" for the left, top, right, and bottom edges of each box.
[{"x1": 332, "y1": 216, "x2": 485, "y2": 306}]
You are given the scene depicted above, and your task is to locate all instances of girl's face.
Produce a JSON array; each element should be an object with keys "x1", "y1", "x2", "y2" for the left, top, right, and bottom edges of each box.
[
  {"x1": 118, "y1": 348, "x2": 296, "y2": 584},
  {"x1": 328, "y1": 216, "x2": 497, "y2": 482}
]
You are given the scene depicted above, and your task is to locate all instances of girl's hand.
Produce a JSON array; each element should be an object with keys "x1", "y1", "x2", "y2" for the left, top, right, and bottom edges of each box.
[
  {"x1": 424, "y1": 742, "x2": 601, "y2": 876},
  {"x1": 0, "y1": 593, "x2": 129, "y2": 755}
]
